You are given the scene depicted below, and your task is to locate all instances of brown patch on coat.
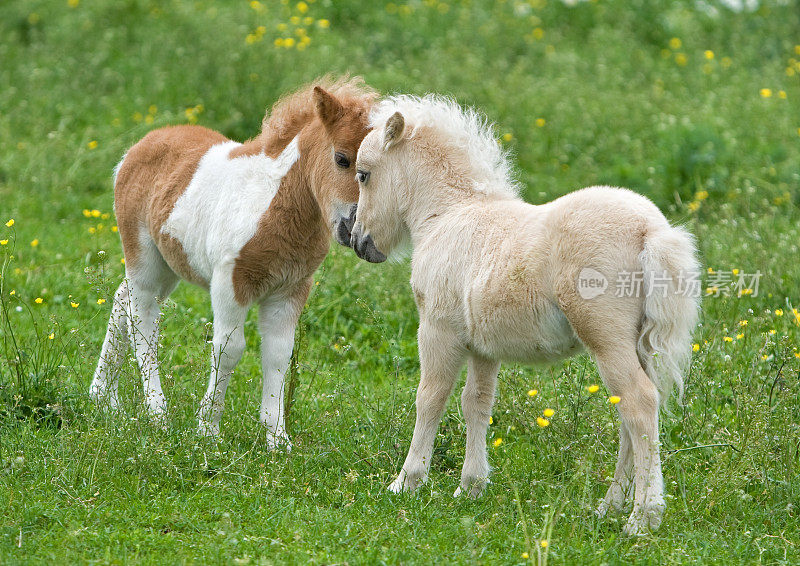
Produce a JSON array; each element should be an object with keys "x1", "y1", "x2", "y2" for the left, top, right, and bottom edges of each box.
[
  {"x1": 114, "y1": 125, "x2": 228, "y2": 284},
  {"x1": 114, "y1": 76, "x2": 377, "y2": 307},
  {"x1": 231, "y1": 77, "x2": 377, "y2": 304}
]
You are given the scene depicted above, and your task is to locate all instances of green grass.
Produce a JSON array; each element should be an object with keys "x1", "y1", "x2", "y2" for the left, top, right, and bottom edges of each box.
[{"x1": 2, "y1": 0, "x2": 799, "y2": 563}]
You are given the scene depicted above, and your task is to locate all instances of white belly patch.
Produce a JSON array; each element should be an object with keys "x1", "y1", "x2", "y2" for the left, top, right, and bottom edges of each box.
[{"x1": 161, "y1": 137, "x2": 300, "y2": 282}]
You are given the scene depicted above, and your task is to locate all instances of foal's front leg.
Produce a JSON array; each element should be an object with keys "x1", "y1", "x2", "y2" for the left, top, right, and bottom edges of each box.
[
  {"x1": 455, "y1": 354, "x2": 500, "y2": 498},
  {"x1": 389, "y1": 320, "x2": 466, "y2": 493},
  {"x1": 257, "y1": 282, "x2": 308, "y2": 450},
  {"x1": 197, "y1": 269, "x2": 249, "y2": 436}
]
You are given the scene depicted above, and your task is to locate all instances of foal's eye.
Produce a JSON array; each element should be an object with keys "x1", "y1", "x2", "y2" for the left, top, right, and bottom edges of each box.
[
  {"x1": 356, "y1": 170, "x2": 370, "y2": 184},
  {"x1": 334, "y1": 152, "x2": 351, "y2": 169}
]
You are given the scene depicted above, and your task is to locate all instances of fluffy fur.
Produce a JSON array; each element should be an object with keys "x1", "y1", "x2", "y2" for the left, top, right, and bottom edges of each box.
[
  {"x1": 352, "y1": 95, "x2": 700, "y2": 536},
  {"x1": 90, "y1": 78, "x2": 376, "y2": 446}
]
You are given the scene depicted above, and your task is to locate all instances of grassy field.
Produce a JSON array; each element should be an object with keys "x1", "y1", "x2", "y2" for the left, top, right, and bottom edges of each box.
[{"x1": 2, "y1": 0, "x2": 799, "y2": 563}]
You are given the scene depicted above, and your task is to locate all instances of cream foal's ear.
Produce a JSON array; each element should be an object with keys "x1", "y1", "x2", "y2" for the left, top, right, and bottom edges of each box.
[
  {"x1": 383, "y1": 111, "x2": 405, "y2": 151},
  {"x1": 313, "y1": 86, "x2": 344, "y2": 127}
]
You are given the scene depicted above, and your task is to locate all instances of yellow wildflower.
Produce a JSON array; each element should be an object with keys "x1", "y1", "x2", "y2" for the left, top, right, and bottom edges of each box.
[
  {"x1": 535, "y1": 118, "x2": 546, "y2": 127},
  {"x1": 296, "y1": 1, "x2": 308, "y2": 13},
  {"x1": 775, "y1": 309, "x2": 784, "y2": 316},
  {"x1": 527, "y1": 389, "x2": 538, "y2": 397},
  {"x1": 30, "y1": 239, "x2": 39, "y2": 247},
  {"x1": 723, "y1": 336, "x2": 733, "y2": 342},
  {"x1": 250, "y1": 0, "x2": 262, "y2": 10},
  {"x1": 675, "y1": 53, "x2": 687, "y2": 66},
  {"x1": 318, "y1": 19, "x2": 330, "y2": 28},
  {"x1": 35, "y1": 297, "x2": 43, "y2": 304},
  {"x1": 502, "y1": 133, "x2": 513, "y2": 142},
  {"x1": 760, "y1": 88, "x2": 772, "y2": 98},
  {"x1": 522, "y1": 553, "x2": 529, "y2": 560},
  {"x1": 48, "y1": 333, "x2": 54, "y2": 340},
  {"x1": 669, "y1": 37, "x2": 682, "y2": 49},
  {"x1": 303, "y1": 16, "x2": 313, "y2": 25},
  {"x1": 540, "y1": 540, "x2": 549, "y2": 548},
  {"x1": 778, "y1": 90, "x2": 787, "y2": 99},
  {"x1": 5, "y1": 219, "x2": 14, "y2": 227},
  {"x1": 536, "y1": 417, "x2": 550, "y2": 427},
  {"x1": 692, "y1": 343, "x2": 700, "y2": 352},
  {"x1": 290, "y1": 15, "x2": 300, "y2": 24},
  {"x1": 111, "y1": 226, "x2": 118, "y2": 233},
  {"x1": 736, "y1": 333, "x2": 744, "y2": 339},
  {"x1": 0, "y1": 240, "x2": 7, "y2": 246},
  {"x1": 274, "y1": 38, "x2": 285, "y2": 47},
  {"x1": 493, "y1": 438, "x2": 503, "y2": 447},
  {"x1": 121, "y1": 257, "x2": 126, "y2": 265},
  {"x1": 732, "y1": 268, "x2": 739, "y2": 276},
  {"x1": 91, "y1": 209, "x2": 101, "y2": 218},
  {"x1": 88, "y1": 227, "x2": 96, "y2": 234},
  {"x1": 489, "y1": 416, "x2": 493, "y2": 424},
  {"x1": 9, "y1": 290, "x2": 15, "y2": 296},
  {"x1": 704, "y1": 50, "x2": 714, "y2": 60},
  {"x1": 695, "y1": 190, "x2": 709, "y2": 201},
  {"x1": 88, "y1": 140, "x2": 98, "y2": 150},
  {"x1": 739, "y1": 320, "x2": 748, "y2": 326},
  {"x1": 587, "y1": 384, "x2": 600, "y2": 393},
  {"x1": 688, "y1": 201, "x2": 700, "y2": 212},
  {"x1": 608, "y1": 396, "x2": 621, "y2": 405},
  {"x1": 97, "y1": 298, "x2": 106, "y2": 305},
  {"x1": 70, "y1": 302, "x2": 79, "y2": 308},
  {"x1": 795, "y1": 352, "x2": 800, "y2": 359},
  {"x1": 543, "y1": 408, "x2": 554, "y2": 418},
  {"x1": 769, "y1": 329, "x2": 776, "y2": 335},
  {"x1": 761, "y1": 354, "x2": 768, "y2": 361},
  {"x1": 284, "y1": 37, "x2": 296, "y2": 47}
]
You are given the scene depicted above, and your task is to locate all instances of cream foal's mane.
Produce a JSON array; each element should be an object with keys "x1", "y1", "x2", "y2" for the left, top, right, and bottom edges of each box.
[{"x1": 370, "y1": 95, "x2": 520, "y2": 198}]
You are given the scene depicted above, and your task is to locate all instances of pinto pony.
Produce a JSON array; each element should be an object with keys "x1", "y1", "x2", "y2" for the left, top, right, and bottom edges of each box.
[
  {"x1": 350, "y1": 96, "x2": 700, "y2": 535},
  {"x1": 89, "y1": 77, "x2": 378, "y2": 446}
]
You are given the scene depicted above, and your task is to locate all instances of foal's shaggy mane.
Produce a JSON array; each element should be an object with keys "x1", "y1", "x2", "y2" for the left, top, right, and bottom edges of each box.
[
  {"x1": 371, "y1": 95, "x2": 519, "y2": 197},
  {"x1": 258, "y1": 75, "x2": 378, "y2": 148}
]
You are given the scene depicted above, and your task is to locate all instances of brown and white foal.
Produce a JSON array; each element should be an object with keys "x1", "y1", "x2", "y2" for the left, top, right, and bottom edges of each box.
[{"x1": 90, "y1": 78, "x2": 377, "y2": 446}]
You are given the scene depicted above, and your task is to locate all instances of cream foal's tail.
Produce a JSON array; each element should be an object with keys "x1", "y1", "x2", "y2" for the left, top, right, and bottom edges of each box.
[{"x1": 637, "y1": 224, "x2": 701, "y2": 406}]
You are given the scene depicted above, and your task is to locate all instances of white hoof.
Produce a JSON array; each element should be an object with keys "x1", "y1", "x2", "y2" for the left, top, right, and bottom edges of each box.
[
  {"x1": 265, "y1": 430, "x2": 292, "y2": 452},
  {"x1": 454, "y1": 477, "x2": 489, "y2": 499},
  {"x1": 197, "y1": 419, "x2": 220, "y2": 437},
  {"x1": 89, "y1": 383, "x2": 120, "y2": 410},
  {"x1": 388, "y1": 469, "x2": 426, "y2": 493},
  {"x1": 623, "y1": 500, "x2": 665, "y2": 535}
]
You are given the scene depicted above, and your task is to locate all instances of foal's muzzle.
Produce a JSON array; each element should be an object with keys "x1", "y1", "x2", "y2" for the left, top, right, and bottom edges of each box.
[
  {"x1": 334, "y1": 204, "x2": 358, "y2": 247},
  {"x1": 350, "y1": 224, "x2": 387, "y2": 264}
]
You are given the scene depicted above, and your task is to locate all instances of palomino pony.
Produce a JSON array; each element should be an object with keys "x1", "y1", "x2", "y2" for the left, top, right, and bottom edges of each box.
[
  {"x1": 350, "y1": 96, "x2": 700, "y2": 535},
  {"x1": 89, "y1": 77, "x2": 379, "y2": 447}
]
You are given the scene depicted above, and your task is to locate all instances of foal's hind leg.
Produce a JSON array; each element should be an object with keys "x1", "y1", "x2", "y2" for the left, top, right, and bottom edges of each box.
[
  {"x1": 126, "y1": 240, "x2": 179, "y2": 416},
  {"x1": 455, "y1": 354, "x2": 500, "y2": 498},
  {"x1": 559, "y1": 285, "x2": 663, "y2": 534},
  {"x1": 89, "y1": 280, "x2": 131, "y2": 409},
  {"x1": 596, "y1": 420, "x2": 634, "y2": 517},
  {"x1": 593, "y1": 350, "x2": 664, "y2": 535}
]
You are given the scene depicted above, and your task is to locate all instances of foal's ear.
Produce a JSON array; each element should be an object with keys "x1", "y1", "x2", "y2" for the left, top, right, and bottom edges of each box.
[
  {"x1": 383, "y1": 111, "x2": 405, "y2": 151},
  {"x1": 313, "y1": 86, "x2": 344, "y2": 127}
]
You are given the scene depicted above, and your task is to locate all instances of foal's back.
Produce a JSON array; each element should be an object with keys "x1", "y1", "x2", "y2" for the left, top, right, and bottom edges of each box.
[{"x1": 114, "y1": 125, "x2": 228, "y2": 286}]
